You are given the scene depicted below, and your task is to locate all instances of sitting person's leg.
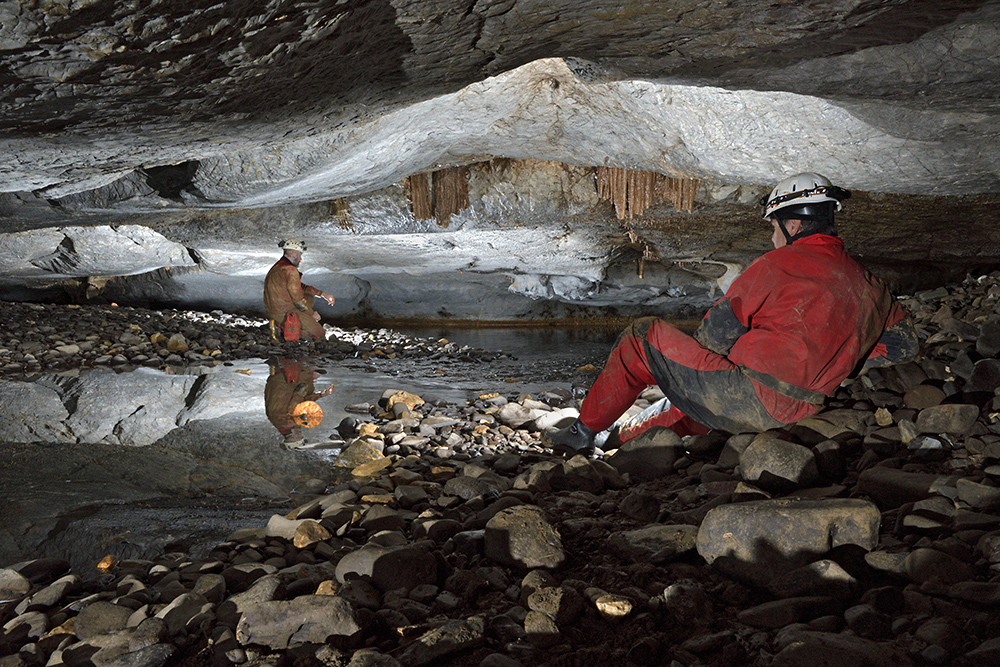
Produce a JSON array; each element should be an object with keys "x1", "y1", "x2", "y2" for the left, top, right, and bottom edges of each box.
[{"x1": 552, "y1": 317, "x2": 782, "y2": 453}]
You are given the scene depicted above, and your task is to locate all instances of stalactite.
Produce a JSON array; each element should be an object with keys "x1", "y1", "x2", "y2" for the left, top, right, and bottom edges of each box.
[
  {"x1": 330, "y1": 197, "x2": 350, "y2": 223},
  {"x1": 433, "y1": 166, "x2": 469, "y2": 228},
  {"x1": 596, "y1": 167, "x2": 699, "y2": 218},
  {"x1": 660, "y1": 176, "x2": 700, "y2": 213},
  {"x1": 627, "y1": 169, "x2": 657, "y2": 219},
  {"x1": 406, "y1": 173, "x2": 433, "y2": 221}
]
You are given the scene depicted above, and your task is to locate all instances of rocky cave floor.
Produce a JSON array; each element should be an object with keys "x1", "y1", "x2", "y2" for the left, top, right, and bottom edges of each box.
[{"x1": 2, "y1": 272, "x2": 1000, "y2": 667}]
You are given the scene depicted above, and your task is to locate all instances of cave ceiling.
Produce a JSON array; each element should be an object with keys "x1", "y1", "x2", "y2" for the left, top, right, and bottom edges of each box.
[{"x1": 1, "y1": 0, "x2": 999, "y2": 320}]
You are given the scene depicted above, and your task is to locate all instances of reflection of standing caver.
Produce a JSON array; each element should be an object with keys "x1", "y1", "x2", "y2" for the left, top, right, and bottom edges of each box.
[
  {"x1": 264, "y1": 239, "x2": 335, "y2": 342},
  {"x1": 265, "y1": 356, "x2": 334, "y2": 449}
]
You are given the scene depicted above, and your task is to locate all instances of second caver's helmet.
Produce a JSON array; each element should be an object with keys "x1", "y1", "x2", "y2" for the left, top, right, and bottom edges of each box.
[{"x1": 278, "y1": 239, "x2": 306, "y2": 252}]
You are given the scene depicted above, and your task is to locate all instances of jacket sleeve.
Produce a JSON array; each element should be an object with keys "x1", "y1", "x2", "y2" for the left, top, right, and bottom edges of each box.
[
  {"x1": 863, "y1": 312, "x2": 919, "y2": 370},
  {"x1": 693, "y1": 255, "x2": 771, "y2": 355},
  {"x1": 694, "y1": 296, "x2": 749, "y2": 355}
]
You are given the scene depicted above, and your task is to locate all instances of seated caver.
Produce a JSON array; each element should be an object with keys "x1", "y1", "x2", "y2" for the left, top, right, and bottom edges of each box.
[{"x1": 549, "y1": 172, "x2": 919, "y2": 454}]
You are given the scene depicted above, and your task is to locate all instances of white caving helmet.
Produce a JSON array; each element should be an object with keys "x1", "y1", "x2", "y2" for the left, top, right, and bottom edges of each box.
[
  {"x1": 278, "y1": 238, "x2": 306, "y2": 252},
  {"x1": 760, "y1": 172, "x2": 851, "y2": 220}
]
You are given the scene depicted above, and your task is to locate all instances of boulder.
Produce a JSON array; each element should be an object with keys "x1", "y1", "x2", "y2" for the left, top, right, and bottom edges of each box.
[
  {"x1": 606, "y1": 427, "x2": 682, "y2": 482},
  {"x1": 236, "y1": 595, "x2": 364, "y2": 649},
  {"x1": 739, "y1": 435, "x2": 820, "y2": 493},
  {"x1": 335, "y1": 544, "x2": 438, "y2": 592},
  {"x1": 394, "y1": 616, "x2": 485, "y2": 666},
  {"x1": 915, "y1": 404, "x2": 980, "y2": 435},
  {"x1": 484, "y1": 505, "x2": 565, "y2": 570},
  {"x1": 696, "y1": 498, "x2": 880, "y2": 588},
  {"x1": 856, "y1": 468, "x2": 953, "y2": 509},
  {"x1": 771, "y1": 629, "x2": 913, "y2": 667},
  {"x1": 73, "y1": 600, "x2": 135, "y2": 640},
  {"x1": 607, "y1": 524, "x2": 699, "y2": 564}
]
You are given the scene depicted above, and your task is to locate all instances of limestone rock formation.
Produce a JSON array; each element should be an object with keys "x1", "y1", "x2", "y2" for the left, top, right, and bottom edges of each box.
[{"x1": 1, "y1": 2, "x2": 999, "y2": 318}]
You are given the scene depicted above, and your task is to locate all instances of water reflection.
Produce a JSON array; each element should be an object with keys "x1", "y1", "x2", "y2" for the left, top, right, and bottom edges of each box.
[
  {"x1": 0, "y1": 328, "x2": 613, "y2": 571},
  {"x1": 265, "y1": 357, "x2": 336, "y2": 449}
]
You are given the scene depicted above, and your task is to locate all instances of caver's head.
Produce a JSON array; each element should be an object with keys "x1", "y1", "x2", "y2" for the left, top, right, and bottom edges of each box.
[
  {"x1": 278, "y1": 238, "x2": 306, "y2": 265},
  {"x1": 760, "y1": 173, "x2": 851, "y2": 248}
]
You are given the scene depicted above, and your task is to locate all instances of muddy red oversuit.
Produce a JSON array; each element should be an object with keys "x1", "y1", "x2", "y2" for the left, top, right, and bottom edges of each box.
[
  {"x1": 264, "y1": 256, "x2": 326, "y2": 341},
  {"x1": 579, "y1": 234, "x2": 919, "y2": 438}
]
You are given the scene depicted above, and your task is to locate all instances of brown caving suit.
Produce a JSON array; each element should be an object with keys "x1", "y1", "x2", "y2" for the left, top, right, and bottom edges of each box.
[
  {"x1": 263, "y1": 255, "x2": 325, "y2": 341},
  {"x1": 264, "y1": 358, "x2": 323, "y2": 437}
]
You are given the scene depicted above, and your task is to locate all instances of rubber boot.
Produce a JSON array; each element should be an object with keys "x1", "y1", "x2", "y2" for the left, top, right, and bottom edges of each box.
[{"x1": 545, "y1": 419, "x2": 597, "y2": 456}]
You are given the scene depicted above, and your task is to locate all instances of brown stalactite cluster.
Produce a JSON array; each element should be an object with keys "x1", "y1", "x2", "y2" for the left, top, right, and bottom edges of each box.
[
  {"x1": 406, "y1": 167, "x2": 470, "y2": 227},
  {"x1": 596, "y1": 167, "x2": 700, "y2": 219},
  {"x1": 405, "y1": 173, "x2": 434, "y2": 221}
]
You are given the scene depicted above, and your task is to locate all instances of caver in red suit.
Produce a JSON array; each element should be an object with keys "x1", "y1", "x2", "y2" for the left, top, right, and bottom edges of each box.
[{"x1": 548, "y1": 173, "x2": 919, "y2": 454}]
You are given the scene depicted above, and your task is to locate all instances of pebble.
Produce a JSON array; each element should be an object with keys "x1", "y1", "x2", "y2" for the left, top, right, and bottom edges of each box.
[
  {"x1": 4, "y1": 271, "x2": 1000, "y2": 665},
  {"x1": 0, "y1": 302, "x2": 505, "y2": 377}
]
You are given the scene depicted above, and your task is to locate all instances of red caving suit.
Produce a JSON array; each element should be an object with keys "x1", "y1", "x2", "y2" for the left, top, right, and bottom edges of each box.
[{"x1": 579, "y1": 234, "x2": 918, "y2": 438}]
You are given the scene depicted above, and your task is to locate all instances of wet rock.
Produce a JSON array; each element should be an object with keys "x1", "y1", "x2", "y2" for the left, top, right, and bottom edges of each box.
[
  {"x1": 608, "y1": 524, "x2": 698, "y2": 564},
  {"x1": 0, "y1": 568, "x2": 31, "y2": 601},
  {"x1": 99, "y1": 643, "x2": 176, "y2": 667},
  {"x1": 524, "y1": 610, "x2": 560, "y2": 648},
  {"x1": 916, "y1": 404, "x2": 980, "y2": 435},
  {"x1": 533, "y1": 407, "x2": 578, "y2": 431},
  {"x1": 496, "y1": 403, "x2": 544, "y2": 429},
  {"x1": 548, "y1": 455, "x2": 605, "y2": 494},
  {"x1": 697, "y1": 499, "x2": 880, "y2": 587},
  {"x1": 394, "y1": 616, "x2": 485, "y2": 666},
  {"x1": 606, "y1": 427, "x2": 681, "y2": 482},
  {"x1": 856, "y1": 467, "x2": 951, "y2": 508},
  {"x1": 737, "y1": 597, "x2": 842, "y2": 629},
  {"x1": 73, "y1": 600, "x2": 136, "y2": 639},
  {"x1": 236, "y1": 595, "x2": 364, "y2": 649},
  {"x1": 978, "y1": 321, "x2": 1000, "y2": 357},
  {"x1": 956, "y1": 478, "x2": 1000, "y2": 510},
  {"x1": 914, "y1": 617, "x2": 967, "y2": 653},
  {"x1": 739, "y1": 435, "x2": 820, "y2": 493},
  {"x1": 594, "y1": 593, "x2": 633, "y2": 620},
  {"x1": 335, "y1": 544, "x2": 438, "y2": 592},
  {"x1": 2, "y1": 610, "x2": 47, "y2": 643},
  {"x1": 484, "y1": 505, "x2": 565, "y2": 570},
  {"x1": 293, "y1": 520, "x2": 333, "y2": 548},
  {"x1": 661, "y1": 582, "x2": 712, "y2": 626},
  {"x1": 904, "y1": 547, "x2": 973, "y2": 585},
  {"x1": 843, "y1": 604, "x2": 891, "y2": 639},
  {"x1": 966, "y1": 637, "x2": 1000, "y2": 666},
  {"x1": 527, "y1": 585, "x2": 585, "y2": 624},
  {"x1": 968, "y1": 358, "x2": 1000, "y2": 393},
  {"x1": 335, "y1": 440, "x2": 387, "y2": 469},
  {"x1": 15, "y1": 573, "x2": 79, "y2": 613},
  {"x1": 947, "y1": 581, "x2": 1000, "y2": 606},
  {"x1": 771, "y1": 629, "x2": 913, "y2": 667},
  {"x1": 767, "y1": 559, "x2": 857, "y2": 600}
]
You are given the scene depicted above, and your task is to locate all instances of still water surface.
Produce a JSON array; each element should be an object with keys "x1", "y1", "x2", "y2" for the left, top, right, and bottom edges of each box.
[{"x1": 0, "y1": 327, "x2": 620, "y2": 572}]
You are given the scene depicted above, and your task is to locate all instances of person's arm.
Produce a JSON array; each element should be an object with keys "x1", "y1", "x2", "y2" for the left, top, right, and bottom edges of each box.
[
  {"x1": 692, "y1": 255, "x2": 771, "y2": 355},
  {"x1": 863, "y1": 313, "x2": 919, "y2": 370},
  {"x1": 694, "y1": 296, "x2": 749, "y2": 355},
  {"x1": 301, "y1": 282, "x2": 335, "y2": 305}
]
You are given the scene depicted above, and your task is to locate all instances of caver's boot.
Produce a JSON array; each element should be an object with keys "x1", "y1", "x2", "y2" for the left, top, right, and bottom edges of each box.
[{"x1": 544, "y1": 419, "x2": 597, "y2": 456}]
